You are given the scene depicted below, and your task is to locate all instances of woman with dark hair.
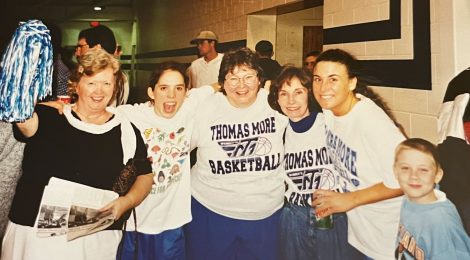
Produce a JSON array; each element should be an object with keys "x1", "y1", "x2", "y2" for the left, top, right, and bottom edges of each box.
[
  {"x1": 185, "y1": 47, "x2": 288, "y2": 260},
  {"x1": 2, "y1": 48, "x2": 153, "y2": 260},
  {"x1": 311, "y1": 49, "x2": 405, "y2": 259},
  {"x1": 268, "y1": 66, "x2": 362, "y2": 260},
  {"x1": 116, "y1": 61, "x2": 215, "y2": 259}
]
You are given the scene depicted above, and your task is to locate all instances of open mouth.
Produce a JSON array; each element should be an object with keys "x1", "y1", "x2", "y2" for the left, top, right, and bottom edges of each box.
[
  {"x1": 163, "y1": 102, "x2": 177, "y2": 113},
  {"x1": 91, "y1": 96, "x2": 105, "y2": 102},
  {"x1": 320, "y1": 94, "x2": 333, "y2": 100},
  {"x1": 235, "y1": 90, "x2": 249, "y2": 96}
]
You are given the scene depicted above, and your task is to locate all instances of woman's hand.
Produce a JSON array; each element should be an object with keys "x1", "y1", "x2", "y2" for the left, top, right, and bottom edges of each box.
[
  {"x1": 100, "y1": 173, "x2": 153, "y2": 220},
  {"x1": 313, "y1": 183, "x2": 403, "y2": 218},
  {"x1": 312, "y1": 190, "x2": 356, "y2": 217},
  {"x1": 40, "y1": 100, "x2": 65, "y2": 114},
  {"x1": 100, "y1": 195, "x2": 135, "y2": 220}
]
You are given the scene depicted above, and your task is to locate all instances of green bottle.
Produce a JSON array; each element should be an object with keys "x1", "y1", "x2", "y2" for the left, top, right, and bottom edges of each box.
[{"x1": 310, "y1": 207, "x2": 333, "y2": 229}]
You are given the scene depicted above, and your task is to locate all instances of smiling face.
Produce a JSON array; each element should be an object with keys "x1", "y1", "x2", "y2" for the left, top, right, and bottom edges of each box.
[
  {"x1": 224, "y1": 65, "x2": 260, "y2": 108},
  {"x1": 75, "y1": 67, "x2": 115, "y2": 113},
  {"x1": 147, "y1": 69, "x2": 187, "y2": 118},
  {"x1": 313, "y1": 61, "x2": 357, "y2": 116},
  {"x1": 277, "y1": 77, "x2": 310, "y2": 122},
  {"x1": 394, "y1": 149, "x2": 443, "y2": 204}
]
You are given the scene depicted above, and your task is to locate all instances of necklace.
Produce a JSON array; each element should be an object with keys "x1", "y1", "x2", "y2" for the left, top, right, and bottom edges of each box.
[{"x1": 72, "y1": 106, "x2": 111, "y2": 124}]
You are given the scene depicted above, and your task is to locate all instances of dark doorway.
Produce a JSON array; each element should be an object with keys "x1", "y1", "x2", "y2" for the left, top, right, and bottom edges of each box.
[{"x1": 303, "y1": 26, "x2": 323, "y2": 57}]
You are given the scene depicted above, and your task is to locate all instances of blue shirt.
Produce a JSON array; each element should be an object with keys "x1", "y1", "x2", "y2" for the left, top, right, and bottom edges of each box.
[{"x1": 396, "y1": 190, "x2": 470, "y2": 259}]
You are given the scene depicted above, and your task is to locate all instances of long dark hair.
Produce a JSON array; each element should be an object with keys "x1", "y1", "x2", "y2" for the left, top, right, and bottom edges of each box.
[
  {"x1": 314, "y1": 49, "x2": 406, "y2": 135},
  {"x1": 268, "y1": 65, "x2": 321, "y2": 114}
]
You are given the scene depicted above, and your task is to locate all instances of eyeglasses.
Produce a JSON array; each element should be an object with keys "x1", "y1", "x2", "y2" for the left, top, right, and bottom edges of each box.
[{"x1": 225, "y1": 73, "x2": 258, "y2": 87}]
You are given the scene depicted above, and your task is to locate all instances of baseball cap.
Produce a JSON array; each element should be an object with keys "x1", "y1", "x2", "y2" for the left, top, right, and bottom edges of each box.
[
  {"x1": 255, "y1": 40, "x2": 273, "y2": 52},
  {"x1": 190, "y1": 31, "x2": 218, "y2": 44}
]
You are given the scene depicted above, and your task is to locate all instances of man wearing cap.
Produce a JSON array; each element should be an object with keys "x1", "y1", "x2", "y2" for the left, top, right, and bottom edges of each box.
[
  {"x1": 255, "y1": 40, "x2": 281, "y2": 82},
  {"x1": 188, "y1": 31, "x2": 224, "y2": 89}
]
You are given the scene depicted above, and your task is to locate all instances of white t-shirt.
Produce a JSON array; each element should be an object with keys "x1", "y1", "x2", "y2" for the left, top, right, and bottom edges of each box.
[
  {"x1": 191, "y1": 89, "x2": 289, "y2": 220},
  {"x1": 189, "y1": 53, "x2": 223, "y2": 88},
  {"x1": 283, "y1": 113, "x2": 340, "y2": 206},
  {"x1": 323, "y1": 95, "x2": 405, "y2": 260},
  {"x1": 118, "y1": 86, "x2": 213, "y2": 234}
]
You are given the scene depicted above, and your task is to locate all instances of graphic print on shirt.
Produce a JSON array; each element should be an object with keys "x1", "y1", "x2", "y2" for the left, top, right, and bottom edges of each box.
[
  {"x1": 284, "y1": 148, "x2": 340, "y2": 206},
  {"x1": 143, "y1": 127, "x2": 189, "y2": 194},
  {"x1": 395, "y1": 224, "x2": 425, "y2": 260},
  {"x1": 324, "y1": 127, "x2": 360, "y2": 192},
  {"x1": 209, "y1": 117, "x2": 282, "y2": 174}
]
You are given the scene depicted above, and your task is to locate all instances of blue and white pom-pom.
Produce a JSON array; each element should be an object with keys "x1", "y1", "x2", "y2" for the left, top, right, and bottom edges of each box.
[{"x1": 0, "y1": 20, "x2": 53, "y2": 122}]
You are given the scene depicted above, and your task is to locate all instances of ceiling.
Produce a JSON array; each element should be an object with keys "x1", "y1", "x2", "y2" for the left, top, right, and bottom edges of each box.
[
  {"x1": 2, "y1": 0, "x2": 134, "y2": 23},
  {"x1": 4, "y1": 0, "x2": 133, "y2": 8}
]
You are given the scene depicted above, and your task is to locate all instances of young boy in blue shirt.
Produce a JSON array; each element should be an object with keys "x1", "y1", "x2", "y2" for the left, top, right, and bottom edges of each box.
[{"x1": 394, "y1": 138, "x2": 470, "y2": 259}]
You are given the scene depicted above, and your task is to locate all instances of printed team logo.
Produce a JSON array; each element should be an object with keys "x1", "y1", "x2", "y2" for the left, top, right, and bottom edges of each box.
[
  {"x1": 289, "y1": 168, "x2": 339, "y2": 191},
  {"x1": 143, "y1": 127, "x2": 189, "y2": 194},
  {"x1": 287, "y1": 168, "x2": 341, "y2": 206},
  {"x1": 218, "y1": 136, "x2": 272, "y2": 158}
]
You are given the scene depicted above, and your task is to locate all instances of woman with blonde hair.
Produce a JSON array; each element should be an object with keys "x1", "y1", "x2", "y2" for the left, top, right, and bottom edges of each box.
[{"x1": 2, "y1": 48, "x2": 153, "y2": 260}]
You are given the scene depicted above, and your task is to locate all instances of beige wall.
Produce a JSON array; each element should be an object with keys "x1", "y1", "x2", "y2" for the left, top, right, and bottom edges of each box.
[
  {"x1": 133, "y1": 0, "x2": 301, "y2": 88},
  {"x1": 275, "y1": 6, "x2": 323, "y2": 66},
  {"x1": 135, "y1": 0, "x2": 301, "y2": 54},
  {"x1": 247, "y1": 14, "x2": 277, "y2": 56},
  {"x1": 322, "y1": 0, "x2": 470, "y2": 143},
  {"x1": 131, "y1": 0, "x2": 470, "y2": 143}
]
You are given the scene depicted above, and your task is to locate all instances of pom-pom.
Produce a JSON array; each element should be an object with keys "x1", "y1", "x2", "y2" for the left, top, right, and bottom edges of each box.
[{"x1": 0, "y1": 20, "x2": 53, "y2": 122}]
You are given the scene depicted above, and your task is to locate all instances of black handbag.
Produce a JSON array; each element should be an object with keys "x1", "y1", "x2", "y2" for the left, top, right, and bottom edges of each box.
[{"x1": 114, "y1": 158, "x2": 140, "y2": 260}]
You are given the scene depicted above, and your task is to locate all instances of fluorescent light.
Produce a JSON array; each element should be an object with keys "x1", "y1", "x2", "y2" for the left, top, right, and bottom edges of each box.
[{"x1": 93, "y1": 6, "x2": 103, "y2": 11}]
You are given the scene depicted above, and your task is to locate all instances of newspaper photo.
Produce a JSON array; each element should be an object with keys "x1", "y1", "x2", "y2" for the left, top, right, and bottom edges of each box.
[{"x1": 35, "y1": 177, "x2": 119, "y2": 241}]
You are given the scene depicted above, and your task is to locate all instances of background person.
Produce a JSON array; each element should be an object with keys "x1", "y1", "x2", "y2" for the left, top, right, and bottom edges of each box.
[
  {"x1": 394, "y1": 138, "x2": 470, "y2": 259},
  {"x1": 187, "y1": 30, "x2": 224, "y2": 89},
  {"x1": 0, "y1": 122, "x2": 24, "y2": 250},
  {"x1": 74, "y1": 25, "x2": 129, "y2": 106},
  {"x1": 268, "y1": 66, "x2": 362, "y2": 260},
  {"x1": 304, "y1": 50, "x2": 320, "y2": 72},
  {"x1": 1, "y1": 48, "x2": 153, "y2": 260},
  {"x1": 311, "y1": 48, "x2": 405, "y2": 260},
  {"x1": 437, "y1": 67, "x2": 470, "y2": 234},
  {"x1": 48, "y1": 24, "x2": 72, "y2": 98},
  {"x1": 255, "y1": 40, "x2": 281, "y2": 82},
  {"x1": 185, "y1": 47, "x2": 288, "y2": 260}
]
